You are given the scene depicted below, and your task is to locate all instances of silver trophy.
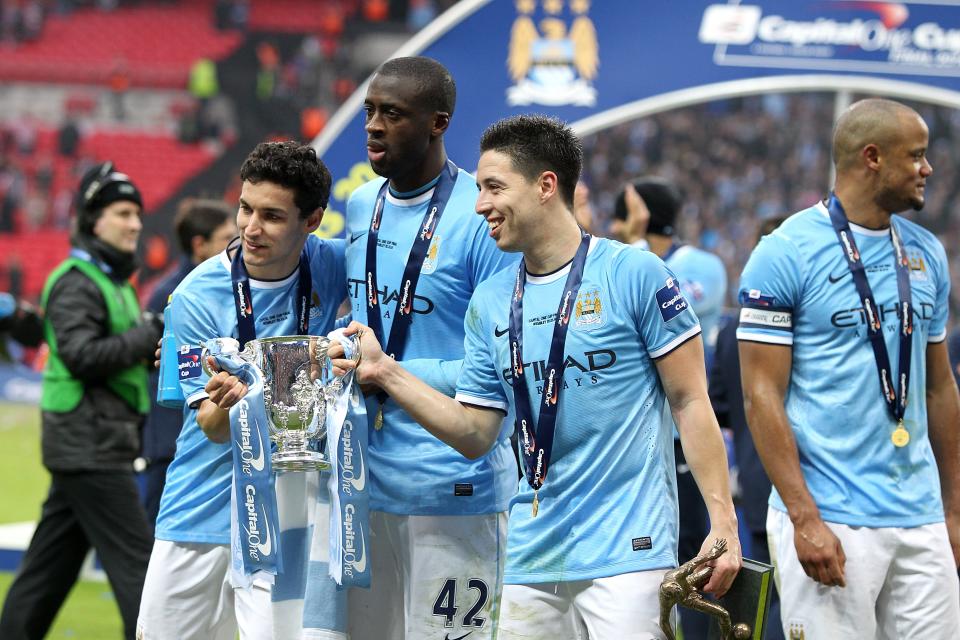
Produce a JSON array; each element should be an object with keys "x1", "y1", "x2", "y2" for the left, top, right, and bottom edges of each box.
[{"x1": 202, "y1": 335, "x2": 354, "y2": 472}]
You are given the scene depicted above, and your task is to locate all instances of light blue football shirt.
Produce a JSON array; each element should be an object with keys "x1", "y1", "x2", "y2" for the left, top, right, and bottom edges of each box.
[
  {"x1": 663, "y1": 243, "x2": 727, "y2": 439},
  {"x1": 155, "y1": 235, "x2": 347, "y2": 544},
  {"x1": 737, "y1": 202, "x2": 949, "y2": 528},
  {"x1": 345, "y1": 168, "x2": 519, "y2": 515},
  {"x1": 456, "y1": 238, "x2": 702, "y2": 583},
  {"x1": 665, "y1": 244, "x2": 727, "y2": 357}
]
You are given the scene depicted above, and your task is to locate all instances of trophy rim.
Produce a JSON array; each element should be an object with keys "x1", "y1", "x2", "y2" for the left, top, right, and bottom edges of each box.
[{"x1": 255, "y1": 335, "x2": 328, "y2": 344}]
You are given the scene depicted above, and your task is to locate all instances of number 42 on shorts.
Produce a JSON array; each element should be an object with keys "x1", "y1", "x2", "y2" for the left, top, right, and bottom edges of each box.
[{"x1": 432, "y1": 578, "x2": 489, "y2": 631}]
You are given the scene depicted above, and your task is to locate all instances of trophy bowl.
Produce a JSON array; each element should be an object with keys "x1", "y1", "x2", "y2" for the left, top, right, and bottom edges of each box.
[{"x1": 203, "y1": 335, "x2": 335, "y2": 472}]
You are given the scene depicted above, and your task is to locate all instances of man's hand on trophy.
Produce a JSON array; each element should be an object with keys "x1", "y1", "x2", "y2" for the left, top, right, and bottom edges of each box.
[
  {"x1": 327, "y1": 321, "x2": 386, "y2": 385},
  {"x1": 698, "y1": 529, "x2": 742, "y2": 598},
  {"x1": 204, "y1": 357, "x2": 250, "y2": 410}
]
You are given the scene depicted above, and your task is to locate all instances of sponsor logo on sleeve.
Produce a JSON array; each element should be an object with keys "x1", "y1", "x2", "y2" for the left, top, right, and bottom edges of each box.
[
  {"x1": 656, "y1": 277, "x2": 689, "y2": 323},
  {"x1": 739, "y1": 307, "x2": 792, "y2": 330},
  {"x1": 177, "y1": 346, "x2": 203, "y2": 379},
  {"x1": 739, "y1": 288, "x2": 777, "y2": 308}
]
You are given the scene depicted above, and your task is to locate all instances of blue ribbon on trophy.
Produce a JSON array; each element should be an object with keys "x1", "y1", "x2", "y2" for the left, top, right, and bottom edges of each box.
[
  {"x1": 204, "y1": 327, "x2": 370, "y2": 635},
  {"x1": 204, "y1": 338, "x2": 283, "y2": 587},
  {"x1": 323, "y1": 329, "x2": 371, "y2": 588}
]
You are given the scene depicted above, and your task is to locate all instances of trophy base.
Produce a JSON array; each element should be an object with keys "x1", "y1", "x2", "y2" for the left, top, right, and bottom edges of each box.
[{"x1": 272, "y1": 450, "x2": 330, "y2": 473}]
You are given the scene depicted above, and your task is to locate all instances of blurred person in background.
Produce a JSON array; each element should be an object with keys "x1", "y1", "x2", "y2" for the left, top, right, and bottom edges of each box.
[
  {"x1": 0, "y1": 291, "x2": 43, "y2": 350},
  {"x1": 613, "y1": 177, "x2": 727, "y2": 638},
  {"x1": 0, "y1": 162, "x2": 162, "y2": 640},
  {"x1": 140, "y1": 198, "x2": 236, "y2": 530},
  {"x1": 709, "y1": 216, "x2": 788, "y2": 640}
]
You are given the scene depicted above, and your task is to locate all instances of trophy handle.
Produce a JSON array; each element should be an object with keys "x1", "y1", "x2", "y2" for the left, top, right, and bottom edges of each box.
[
  {"x1": 200, "y1": 337, "x2": 246, "y2": 376},
  {"x1": 309, "y1": 335, "x2": 359, "y2": 393}
]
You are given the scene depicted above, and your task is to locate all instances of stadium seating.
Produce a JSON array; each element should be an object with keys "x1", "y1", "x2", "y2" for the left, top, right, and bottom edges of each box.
[{"x1": 0, "y1": 2, "x2": 242, "y2": 88}]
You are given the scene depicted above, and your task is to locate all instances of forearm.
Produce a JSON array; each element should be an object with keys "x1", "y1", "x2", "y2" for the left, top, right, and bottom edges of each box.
[
  {"x1": 744, "y1": 389, "x2": 819, "y2": 524},
  {"x1": 927, "y1": 382, "x2": 960, "y2": 514},
  {"x1": 375, "y1": 358, "x2": 499, "y2": 459},
  {"x1": 196, "y1": 399, "x2": 230, "y2": 444},
  {"x1": 674, "y1": 396, "x2": 738, "y2": 530},
  {"x1": 399, "y1": 358, "x2": 462, "y2": 397}
]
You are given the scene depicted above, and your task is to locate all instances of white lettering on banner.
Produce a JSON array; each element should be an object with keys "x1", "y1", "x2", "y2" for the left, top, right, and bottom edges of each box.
[
  {"x1": 558, "y1": 291, "x2": 573, "y2": 325},
  {"x1": 544, "y1": 368, "x2": 556, "y2": 405},
  {"x1": 236, "y1": 400, "x2": 265, "y2": 473},
  {"x1": 366, "y1": 272, "x2": 376, "y2": 306},
  {"x1": 340, "y1": 419, "x2": 365, "y2": 495},
  {"x1": 343, "y1": 503, "x2": 367, "y2": 576},
  {"x1": 739, "y1": 307, "x2": 792, "y2": 329},
  {"x1": 399, "y1": 279, "x2": 412, "y2": 314},
  {"x1": 244, "y1": 485, "x2": 261, "y2": 560},
  {"x1": 700, "y1": 4, "x2": 960, "y2": 74},
  {"x1": 421, "y1": 206, "x2": 438, "y2": 240},
  {"x1": 237, "y1": 282, "x2": 249, "y2": 317},
  {"x1": 521, "y1": 419, "x2": 531, "y2": 453}
]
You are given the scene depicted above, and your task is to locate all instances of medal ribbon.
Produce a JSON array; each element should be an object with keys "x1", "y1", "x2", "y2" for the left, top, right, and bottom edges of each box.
[
  {"x1": 231, "y1": 243, "x2": 312, "y2": 349},
  {"x1": 364, "y1": 160, "x2": 457, "y2": 359},
  {"x1": 826, "y1": 194, "x2": 913, "y2": 425},
  {"x1": 510, "y1": 234, "x2": 591, "y2": 511},
  {"x1": 364, "y1": 160, "x2": 458, "y2": 413}
]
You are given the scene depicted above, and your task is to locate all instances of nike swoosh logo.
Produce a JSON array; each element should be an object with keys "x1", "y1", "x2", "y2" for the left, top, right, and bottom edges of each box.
[
  {"x1": 445, "y1": 633, "x2": 472, "y2": 640},
  {"x1": 494, "y1": 326, "x2": 509, "y2": 337},
  {"x1": 349, "y1": 232, "x2": 368, "y2": 244},
  {"x1": 827, "y1": 272, "x2": 850, "y2": 284},
  {"x1": 352, "y1": 525, "x2": 367, "y2": 574},
  {"x1": 257, "y1": 504, "x2": 272, "y2": 556}
]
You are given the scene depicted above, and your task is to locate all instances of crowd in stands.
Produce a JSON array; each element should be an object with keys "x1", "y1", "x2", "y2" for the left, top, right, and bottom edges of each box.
[
  {"x1": 0, "y1": 0, "x2": 444, "y2": 310},
  {"x1": 582, "y1": 92, "x2": 960, "y2": 323}
]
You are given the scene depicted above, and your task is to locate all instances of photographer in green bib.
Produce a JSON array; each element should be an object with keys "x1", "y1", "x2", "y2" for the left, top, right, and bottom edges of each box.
[{"x1": 0, "y1": 162, "x2": 163, "y2": 640}]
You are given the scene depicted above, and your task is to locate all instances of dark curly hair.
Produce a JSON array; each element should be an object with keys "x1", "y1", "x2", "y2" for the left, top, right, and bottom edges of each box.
[
  {"x1": 239, "y1": 141, "x2": 332, "y2": 218},
  {"x1": 480, "y1": 115, "x2": 582, "y2": 208}
]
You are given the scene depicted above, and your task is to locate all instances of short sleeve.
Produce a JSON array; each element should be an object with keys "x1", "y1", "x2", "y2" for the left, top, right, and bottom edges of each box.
[
  {"x1": 454, "y1": 291, "x2": 509, "y2": 412},
  {"x1": 928, "y1": 239, "x2": 950, "y2": 343},
  {"x1": 682, "y1": 254, "x2": 727, "y2": 322},
  {"x1": 319, "y1": 236, "x2": 349, "y2": 312},
  {"x1": 325, "y1": 237, "x2": 348, "y2": 299},
  {"x1": 736, "y1": 232, "x2": 803, "y2": 345},
  {"x1": 170, "y1": 288, "x2": 221, "y2": 407},
  {"x1": 627, "y1": 251, "x2": 702, "y2": 359}
]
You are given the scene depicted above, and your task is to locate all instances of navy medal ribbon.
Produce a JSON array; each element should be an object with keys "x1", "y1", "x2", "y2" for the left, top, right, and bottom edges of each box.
[
  {"x1": 510, "y1": 234, "x2": 591, "y2": 516},
  {"x1": 231, "y1": 242, "x2": 312, "y2": 348},
  {"x1": 364, "y1": 160, "x2": 458, "y2": 426},
  {"x1": 826, "y1": 194, "x2": 913, "y2": 446}
]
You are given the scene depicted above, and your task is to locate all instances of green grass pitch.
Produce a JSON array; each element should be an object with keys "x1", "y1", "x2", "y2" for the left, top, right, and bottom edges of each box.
[{"x1": 0, "y1": 401, "x2": 124, "y2": 638}]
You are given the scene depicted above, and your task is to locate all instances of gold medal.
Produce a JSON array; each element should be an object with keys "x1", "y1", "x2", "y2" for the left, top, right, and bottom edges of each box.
[
  {"x1": 374, "y1": 407, "x2": 384, "y2": 430},
  {"x1": 531, "y1": 490, "x2": 539, "y2": 517},
  {"x1": 891, "y1": 422, "x2": 910, "y2": 448}
]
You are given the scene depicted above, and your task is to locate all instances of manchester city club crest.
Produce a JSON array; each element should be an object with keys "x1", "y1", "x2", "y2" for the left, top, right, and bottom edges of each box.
[
  {"x1": 507, "y1": 0, "x2": 599, "y2": 107},
  {"x1": 422, "y1": 235, "x2": 441, "y2": 274},
  {"x1": 575, "y1": 287, "x2": 604, "y2": 329}
]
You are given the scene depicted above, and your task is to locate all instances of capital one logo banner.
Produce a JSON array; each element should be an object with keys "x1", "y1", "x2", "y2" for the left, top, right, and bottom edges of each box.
[{"x1": 699, "y1": 1, "x2": 960, "y2": 76}]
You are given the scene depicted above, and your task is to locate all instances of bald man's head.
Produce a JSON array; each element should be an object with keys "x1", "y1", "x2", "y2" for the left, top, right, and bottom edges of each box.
[{"x1": 832, "y1": 99, "x2": 920, "y2": 172}]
